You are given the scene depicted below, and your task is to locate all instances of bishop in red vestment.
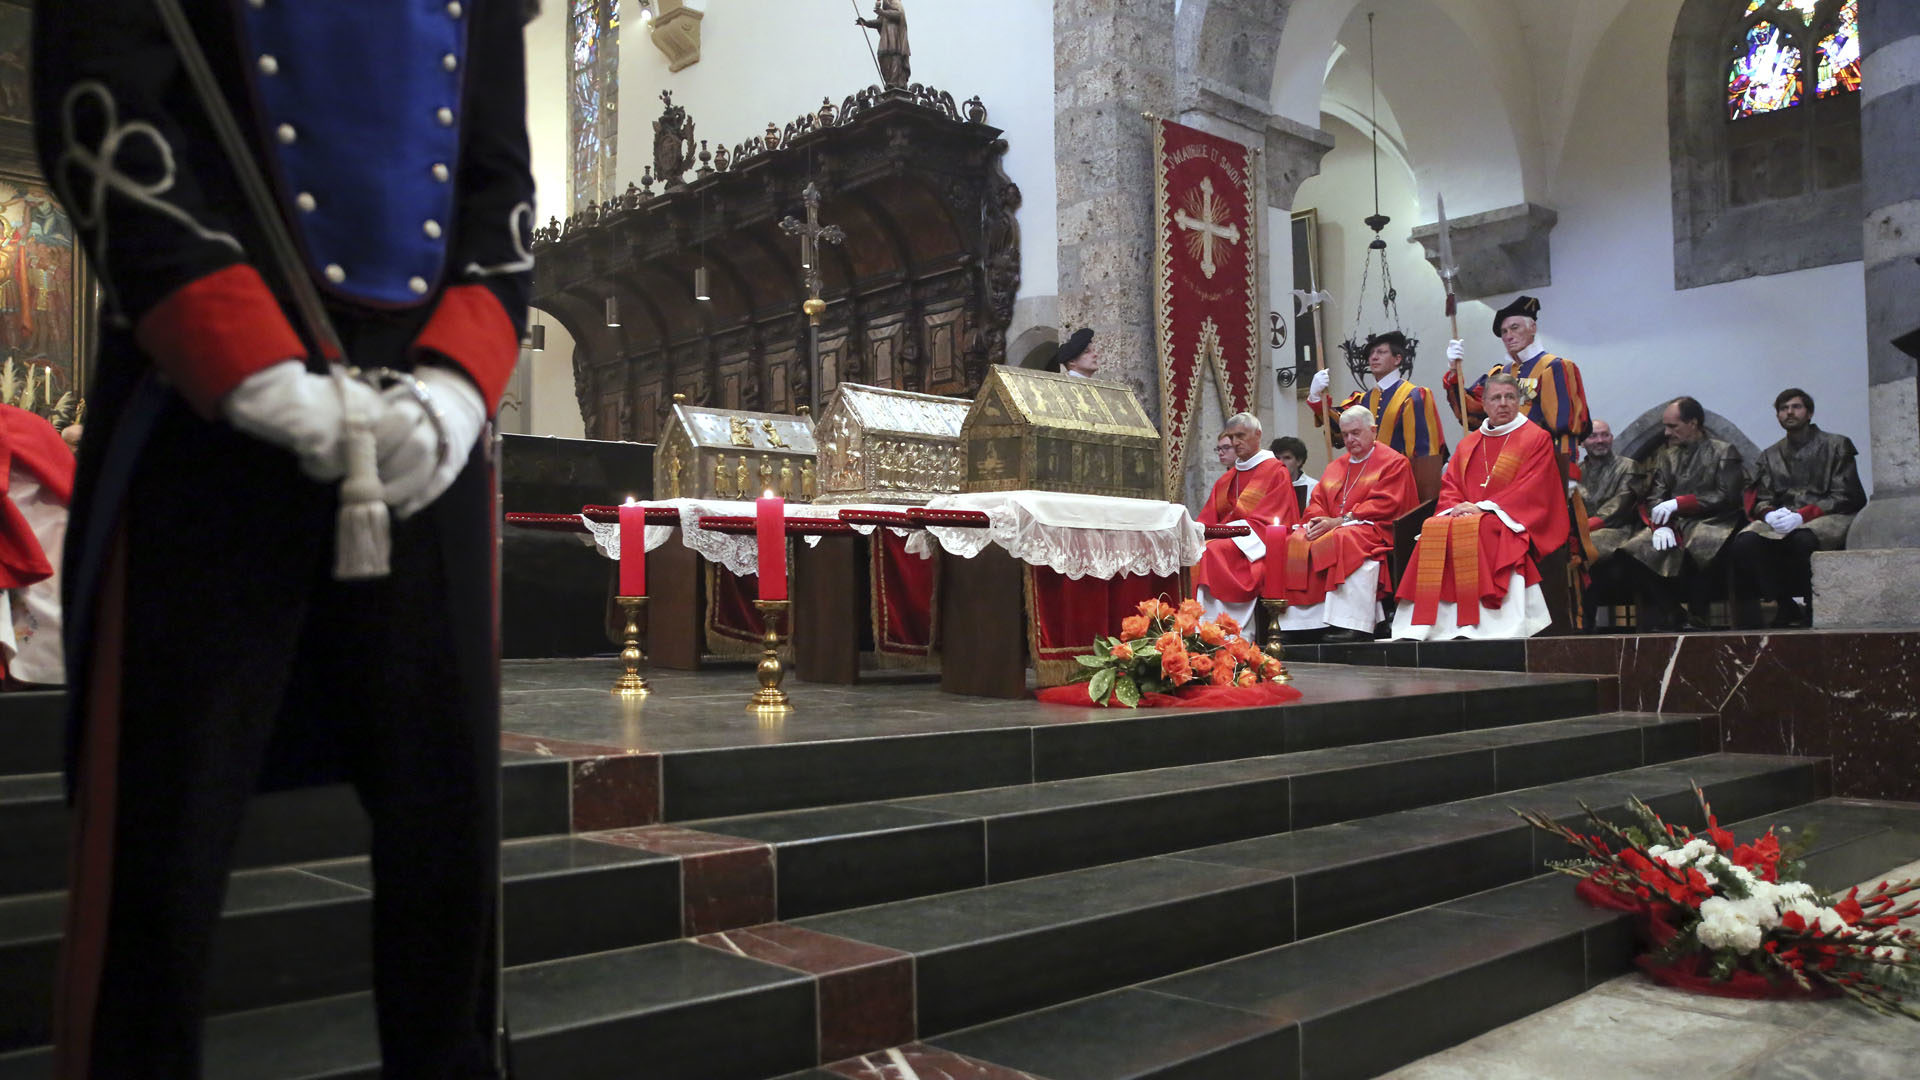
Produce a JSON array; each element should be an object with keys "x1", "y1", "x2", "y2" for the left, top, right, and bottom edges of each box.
[
  {"x1": 1392, "y1": 374, "x2": 1569, "y2": 640},
  {"x1": 1193, "y1": 413, "x2": 1298, "y2": 626},
  {"x1": 1278, "y1": 407, "x2": 1419, "y2": 635}
]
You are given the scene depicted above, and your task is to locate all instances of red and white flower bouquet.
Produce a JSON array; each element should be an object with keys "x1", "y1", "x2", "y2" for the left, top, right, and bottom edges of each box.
[{"x1": 1518, "y1": 786, "x2": 1920, "y2": 1017}]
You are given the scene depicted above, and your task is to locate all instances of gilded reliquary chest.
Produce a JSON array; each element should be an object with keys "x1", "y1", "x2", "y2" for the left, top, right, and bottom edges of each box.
[
  {"x1": 960, "y1": 368, "x2": 1163, "y2": 500},
  {"x1": 654, "y1": 398, "x2": 820, "y2": 501},
  {"x1": 814, "y1": 383, "x2": 971, "y2": 504}
]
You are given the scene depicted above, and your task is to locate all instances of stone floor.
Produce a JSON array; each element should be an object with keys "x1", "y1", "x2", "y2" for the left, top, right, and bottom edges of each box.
[{"x1": 1386, "y1": 858, "x2": 1920, "y2": 1079}]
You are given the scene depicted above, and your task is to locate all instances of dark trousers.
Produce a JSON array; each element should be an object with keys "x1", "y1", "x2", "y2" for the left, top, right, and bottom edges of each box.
[
  {"x1": 1626, "y1": 555, "x2": 1721, "y2": 632},
  {"x1": 1583, "y1": 553, "x2": 1635, "y2": 630},
  {"x1": 57, "y1": 401, "x2": 500, "y2": 1079},
  {"x1": 1727, "y1": 529, "x2": 1818, "y2": 628}
]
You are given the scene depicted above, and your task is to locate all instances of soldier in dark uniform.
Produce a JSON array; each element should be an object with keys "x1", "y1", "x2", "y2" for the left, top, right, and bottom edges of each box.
[
  {"x1": 33, "y1": 0, "x2": 534, "y2": 1075},
  {"x1": 1726, "y1": 388, "x2": 1866, "y2": 628},
  {"x1": 1618, "y1": 397, "x2": 1745, "y2": 631}
]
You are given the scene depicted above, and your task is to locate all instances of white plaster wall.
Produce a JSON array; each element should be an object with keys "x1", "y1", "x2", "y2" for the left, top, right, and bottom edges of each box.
[
  {"x1": 1528, "y1": 0, "x2": 1873, "y2": 488},
  {"x1": 615, "y1": 0, "x2": 1059, "y2": 324},
  {"x1": 525, "y1": 4, "x2": 579, "y2": 437}
]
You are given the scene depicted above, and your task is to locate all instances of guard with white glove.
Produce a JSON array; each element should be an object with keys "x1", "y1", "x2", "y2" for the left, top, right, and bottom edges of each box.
[
  {"x1": 1446, "y1": 339, "x2": 1465, "y2": 363},
  {"x1": 1308, "y1": 368, "x2": 1331, "y2": 402},
  {"x1": 222, "y1": 359, "x2": 383, "y2": 482},
  {"x1": 1764, "y1": 507, "x2": 1804, "y2": 535},
  {"x1": 370, "y1": 365, "x2": 489, "y2": 519},
  {"x1": 1650, "y1": 498, "x2": 1679, "y2": 525},
  {"x1": 1651, "y1": 526, "x2": 1677, "y2": 551}
]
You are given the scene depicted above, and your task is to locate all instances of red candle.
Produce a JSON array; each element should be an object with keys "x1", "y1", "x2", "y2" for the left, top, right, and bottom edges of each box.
[
  {"x1": 618, "y1": 500, "x2": 646, "y2": 596},
  {"x1": 756, "y1": 491, "x2": 788, "y2": 600},
  {"x1": 1262, "y1": 517, "x2": 1288, "y2": 599}
]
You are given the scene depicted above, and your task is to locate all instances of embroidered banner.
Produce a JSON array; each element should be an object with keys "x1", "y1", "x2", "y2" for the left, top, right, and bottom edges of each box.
[{"x1": 1154, "y1": 119, "x2": 1261, "y2": 498}]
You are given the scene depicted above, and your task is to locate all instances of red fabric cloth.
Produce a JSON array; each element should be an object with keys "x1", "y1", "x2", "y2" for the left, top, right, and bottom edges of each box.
[
  {"x1": 1036, "y1": 680, "x2": 1303, "y2": 708},
  {"x1": 412, "y1": 283, "x2": 521, "y2": 411},
  {"x1": 1029, "y1": 569, "x2": 1183, "y2": 668},
  {"x1": 0, "y1": 405, "x2": 73, "y2": 589},
  {"x1": 1674, "y1": 494, "x2": 1701, "y2": 516},
  {"x1": 706, "y1": 566, "x2": 767, "y2": 645},
  {"x1": 872, "y1": 530, "x2": 935, "y2": 656},
  {"x1": 1285, "y1": 445, "x2": 1418, "y2": 608},
  {"x1": 1395, "y1": 420, "x2": 1567, "y2": 625},
  {"x1": 1193, "y1": 457, "x2": 1298, "y2": 603},
  {"x1": 133, "y1": 264, "x2": 308, "y2": 416}
]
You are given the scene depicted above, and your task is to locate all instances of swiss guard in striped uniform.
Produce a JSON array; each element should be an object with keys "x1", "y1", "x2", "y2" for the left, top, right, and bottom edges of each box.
[
  {"x1": 1307, "y1": 330, "x2": 1448, "y2": 501},
  {"x1": 1444, "y1": 295, "x2": 1592, "y2": 467},
  {"x1": 34, "y1": 0, "x2": 534, "y2": 1074}
]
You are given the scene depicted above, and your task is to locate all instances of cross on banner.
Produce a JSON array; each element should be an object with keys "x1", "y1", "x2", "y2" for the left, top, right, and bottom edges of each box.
[{"x1": 1173, "y1": 176, "x2": 1242, "y2": 279}]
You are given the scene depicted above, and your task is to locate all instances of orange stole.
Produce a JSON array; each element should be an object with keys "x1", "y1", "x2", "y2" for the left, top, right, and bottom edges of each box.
[
  {"x1": 1284, "y1": 532, "x2": 1312, "y2": 591},
  {"x1": 1410, "y1": 515, "x2": 1486, "y2": 625}
]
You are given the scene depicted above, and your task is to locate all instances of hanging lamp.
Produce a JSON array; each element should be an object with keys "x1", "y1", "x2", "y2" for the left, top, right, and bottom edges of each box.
[{"x1": 1339, "y1": 12, "x2": 1417, "y2": 385}]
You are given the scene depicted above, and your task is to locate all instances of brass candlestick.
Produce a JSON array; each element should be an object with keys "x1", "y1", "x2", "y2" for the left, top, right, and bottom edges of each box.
[
  {"x1": 749, "y1": 598, "x2": 793, "y2": 713},
  {"x1": 613, "y1": 596, "x2": 652, "y2": 697},
  {"x1": 1258, "y1": 597, "x2": 1293, "y2": 685}
]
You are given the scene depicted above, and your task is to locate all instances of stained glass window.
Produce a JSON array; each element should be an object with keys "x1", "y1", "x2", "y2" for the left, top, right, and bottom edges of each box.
[
  {"x1": 1729, "y1": 21, "x2": 1803, "y2": 119},
  {"x1": 569, "y1": 0, "x2": 620, "y2": 213},
  {"x1": 1816, "y1": 1, "x2": 1862, "y2": 98}
]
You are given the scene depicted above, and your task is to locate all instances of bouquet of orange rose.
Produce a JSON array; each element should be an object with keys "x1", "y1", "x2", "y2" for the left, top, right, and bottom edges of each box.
[{"x1": 1069, "y1": 598, "x2": 1290, "y2": 708}]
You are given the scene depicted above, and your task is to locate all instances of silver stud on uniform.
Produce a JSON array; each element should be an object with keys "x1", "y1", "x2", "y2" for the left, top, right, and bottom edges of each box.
[
  {"x1": 432, "y1": 163, "x2": 451, "y2": 183},
  {"x1": 258, "y1": 55, "x2": 279, "y2": 76},
  {"x1": 442, "y1": 53, "x2": 458, "y2": 73},
  {"x1": 276, "y1": 123, "x2": 296, "y2": 144},
  {"x1": 324, "y1": 264, "x2": 345, "y2": 284},
  {"x1": 447, "y1": 1, "x2": 462, "y2": 17},
  {"x1": 296, "y1": 192, "x2": 316, "y2": 212},
  {"x1": 423, "y1": 220, "x2": 443, "y2": 239},
  {"x1": 408, "y1": 277, "x2": 429, "y2": 296},
  {"x1": 436, "y1": 107, "x2": 453, "y2": 127}
]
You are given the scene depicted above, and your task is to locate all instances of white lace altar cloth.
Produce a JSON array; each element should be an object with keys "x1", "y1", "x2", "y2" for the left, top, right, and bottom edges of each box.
[
  {"x1": 580, "y1": 499, "x2": 917, "y2": 579},
  {"x1": 903, "y1": 491, "x2": 1205, "y2": 580}
]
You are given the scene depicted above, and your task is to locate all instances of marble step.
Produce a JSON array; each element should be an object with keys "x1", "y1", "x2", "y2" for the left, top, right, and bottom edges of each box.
[
  {"x1": 0, "y1": 674, "x2": 1608, "y2": 900},
  {"x1": 0, "y1": 753, "x2": 1825, "y2": 1079},
  {"x1": 0, "y1": 754, "x2": 574, "y2": 899},
  {"x1": 0, "y1": 711, "x2": 1696, "y2": 1052},
  {"x1": 686, "y1": 712, "x2": 1709, "y2": 917},
  {"x1": 905, "y1": 797, "x2": 1920, "y2": 1080}
]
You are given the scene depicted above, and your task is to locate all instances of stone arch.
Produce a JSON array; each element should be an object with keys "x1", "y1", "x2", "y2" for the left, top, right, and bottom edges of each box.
[
  {"x1": 1616, "y1": 401, "x2": 1765, "y2": 474},
  {"x1": 1175, "y1": 0, "x2": 1291, "y2": 108},
  {"x1": 1667, "y1": 0, "x2": 1861, "y2": 289},
  {"x1": 1009, "y1": 324, "x2": 1060, "y2": 370}
]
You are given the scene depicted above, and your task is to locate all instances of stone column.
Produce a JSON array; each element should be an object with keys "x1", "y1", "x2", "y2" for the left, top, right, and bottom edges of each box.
[
  {"x1": 1814, "y1": 0, "x2": 1920, "y2": 626},
  {"x1": 1054, "y1": 1, "x2": 1174, "y2": 419}
]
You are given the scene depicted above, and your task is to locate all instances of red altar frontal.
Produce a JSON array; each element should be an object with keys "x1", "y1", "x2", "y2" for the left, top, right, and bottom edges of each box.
[{"x1": 506, "y1": 489, "x2": 1222, "y2": 698}]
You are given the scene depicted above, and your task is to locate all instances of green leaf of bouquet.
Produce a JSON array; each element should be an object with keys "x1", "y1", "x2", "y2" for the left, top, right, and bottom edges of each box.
[
  {"x1": 1088, "y1": 667, "x2": 1116, "y2": 705},
  {"x1": 1114, "y1": 672, "x2": 1141, "y2": 708},
  {"x1": 1094, "y1": 638, "x2": 1112, "y2": 659},
  {"x1": 1076, "y1": 654, "x2": 1108, "y2": 669}
]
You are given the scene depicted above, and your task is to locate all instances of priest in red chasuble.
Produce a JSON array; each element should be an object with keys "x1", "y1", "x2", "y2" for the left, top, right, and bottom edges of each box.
[
  {"x1": 1278, "y1": 406, "x2": 1419, "y2": 637},
  {"x1": 1193, "y1": 411, "x2": 1299, "y2": 626},
  {"x1": 1391, "y1": 373, "x2": 1569, "y2": 640}
]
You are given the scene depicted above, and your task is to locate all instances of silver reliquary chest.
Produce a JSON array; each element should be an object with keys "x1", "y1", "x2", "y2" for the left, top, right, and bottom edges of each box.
[
  {"x1": 654, "y1": 396, "x2": 820, "y2": 501},
  {"x1": 960, "y1": 367, "x2": 1164, "y2": 500},
  {"x1": 814, "y1": 383, "x2": 971, "y2": 504}
]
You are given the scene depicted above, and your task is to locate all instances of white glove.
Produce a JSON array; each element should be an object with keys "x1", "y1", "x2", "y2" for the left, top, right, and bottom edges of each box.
[
  {"x1": 1308, "y1": 368, "x2": 1330, "y2": 401},
  {"x1": 1650, "y1": 498, "x2": 1679, "y2": 525},
  {"x1": 1765, "y1": 508, "x2": 1804, "y2": 535},
  {"x1": 1446, "y1": 339, "x2": 1465, "y2": 362},
  {"x1": 1651, "y1": 526, "x2": 1677, "y2": 551},
  {"x1": 222, "y1": 360, "x2": 382, "y2": 482},
  {"x1": 1567, "y1": 480, "x2": 1580, "y2": 495},
  {"x1": 372, "y1": 365, "x2": 488, "y2": 519}
]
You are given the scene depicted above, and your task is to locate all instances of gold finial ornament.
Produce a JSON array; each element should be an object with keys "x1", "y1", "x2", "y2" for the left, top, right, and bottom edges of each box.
[
  {"x1": 803, "y1": 297, "x2": 827, "y2": 325},
  {"x1": 612, "y1": 596, "x2": 652, "y2": 696},
  {"x1": 748, "y1": 600, "x2": 793, "y2": 713}
]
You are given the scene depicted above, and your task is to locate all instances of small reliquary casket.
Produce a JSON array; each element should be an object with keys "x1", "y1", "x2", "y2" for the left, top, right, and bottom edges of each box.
[
  {"x1": 654, "y1": 396, "x2": 820, "y2": 501},
  {"x1": 960, "y1": 367, "x2": 1163, "y2": 500},
  {"x1": 814, "y1": 383, "x2": 972, "y2": 504}
]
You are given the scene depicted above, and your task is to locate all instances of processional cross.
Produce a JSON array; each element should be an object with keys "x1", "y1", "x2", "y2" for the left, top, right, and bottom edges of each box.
[
  {"x1": 1173, "y1": 176, "x2": 1241, "y2": 279},
  {"x1": 779, "y1": 182, "x2": 846, "y2": 410}
]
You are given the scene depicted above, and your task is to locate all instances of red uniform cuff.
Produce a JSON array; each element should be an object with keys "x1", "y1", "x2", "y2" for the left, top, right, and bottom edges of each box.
[
  {"x1": 1587, "y1": 516, "x2": 1603, "y2": 532},
  {"x1": 1674, "y1": 495, "x2": 1701, "y2": 515},
  {"x1": 134, "y1": 265, "x2": 306, "y2": 416},
  {"x1": 1799, "y1": 505, "x2": 1823, "y2": 521},
  {"x1": 412, "y1": 284, "x2": 519, "y2": 412}
]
